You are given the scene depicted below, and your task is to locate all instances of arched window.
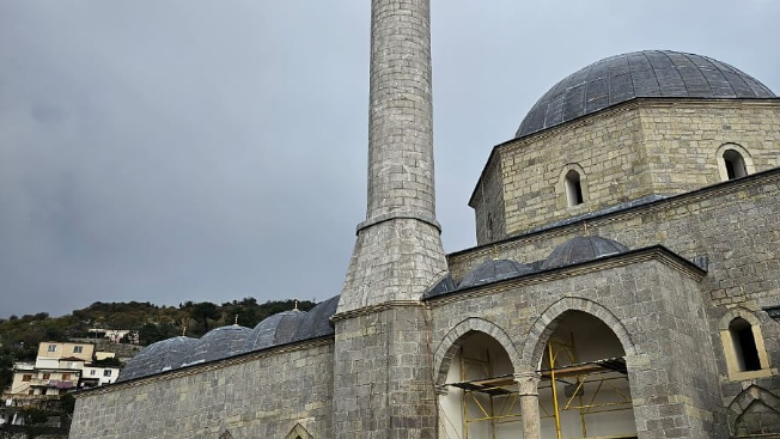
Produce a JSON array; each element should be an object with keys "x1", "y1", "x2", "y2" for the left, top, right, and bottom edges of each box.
[
  {"x1": 718, "y1": 310, "x2": 773, "y2": 381},
  {"x1": 723, "y1": 150, "x2": 748, "y2": 180},
  {"x1": 729, "y1": 317, "x2": 761, "y2": 372},
  {"x1": 565, "y1": 170, "x2": 584, "y2": 207},
  {"x1": 717, "y1": 143, "x2": 754, "y2": 182}
]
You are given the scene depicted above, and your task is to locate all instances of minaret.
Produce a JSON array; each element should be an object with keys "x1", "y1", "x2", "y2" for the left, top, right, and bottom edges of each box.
[
  {"x1": 332, "y1": 1, "x2": 446, "y2": 437},
  {"x1": 337, "y1": 0, "x2": 448, "y2": 314}
]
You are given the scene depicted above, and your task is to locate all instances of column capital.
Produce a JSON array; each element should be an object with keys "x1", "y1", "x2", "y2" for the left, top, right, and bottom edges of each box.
[{"x1": 514, "y1": 372, "x2": 542, "y2": 396}]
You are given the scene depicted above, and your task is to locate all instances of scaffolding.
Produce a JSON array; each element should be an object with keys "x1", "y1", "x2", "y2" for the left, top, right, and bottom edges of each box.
[{"x1": 446, "y1": 337, "x2": 636, "y2": 439}]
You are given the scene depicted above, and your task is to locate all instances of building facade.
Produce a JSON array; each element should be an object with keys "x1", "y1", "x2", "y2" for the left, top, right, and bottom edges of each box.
[{"x1": 69, "y1": 1, "x2": 780, "y2": 439}]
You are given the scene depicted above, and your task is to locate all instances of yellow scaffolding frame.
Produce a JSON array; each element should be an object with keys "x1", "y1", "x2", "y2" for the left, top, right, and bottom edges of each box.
[{"x1": 447, "y1": 337, "x2": 636, "y2": 439}]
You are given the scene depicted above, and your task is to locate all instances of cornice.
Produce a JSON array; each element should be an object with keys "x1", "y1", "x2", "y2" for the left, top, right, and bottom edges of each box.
[
  {"x1": 430, "y1": 246, "x2": 705, "y2": 307},
  {"x1": 330, "y1": 300, "x2": 423, "y2": 323}
]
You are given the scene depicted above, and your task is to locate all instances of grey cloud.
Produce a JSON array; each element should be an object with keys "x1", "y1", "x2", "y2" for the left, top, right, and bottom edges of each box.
[{"x1": 0, "y1": 0, "x2": 777, "y2": 317}]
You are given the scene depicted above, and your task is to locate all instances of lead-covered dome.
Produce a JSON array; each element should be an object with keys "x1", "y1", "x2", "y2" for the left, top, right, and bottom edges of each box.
[
  {"x1": 459, "y1": 259, "x2": 534, "y2": 289},
  {"x1": 117, "y1": 336, "x2": 196, "y2": 382},
  {"x1": 182, "y1": 325, "x2": 250, "y2": 367},
  {"x1": 542, "y1": 236, "x2": 629, "y2": 270},
  {"x1": 244, "y1": 310, "x2": 308, "y2": 352},
  {"x1": 517, "y1": 50, "x2": 775, "y2": 138}
]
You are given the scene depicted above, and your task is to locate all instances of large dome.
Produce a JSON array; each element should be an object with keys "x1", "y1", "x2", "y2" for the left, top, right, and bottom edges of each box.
[{"x1": 517, "y1": 50, "x2": 775, "y2": 138}]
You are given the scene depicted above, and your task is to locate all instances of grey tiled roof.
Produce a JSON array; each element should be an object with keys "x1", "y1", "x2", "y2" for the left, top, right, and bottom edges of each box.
[
  {"x1": 114, "y1": 296, "x2": 341, "y2": 382},
  {"x1": 459, "y1": 259, "x2": 534, "y2": 289},
  {"x1": 244, "y1": 310, "x2": 308, "y2": 352},
  {"x1": 292, "y1": 295, "x2": 339, "y2": 342},
  {"x1": 182, "y1": 325, "x2": 250, "y2": 367},
  {"x1": 117, "y1": 336, "x2": 196, "y2": 382},
  {"x1": 542, "y1": 236, "x2": 629, "y2": 270},
  {"x1": 517, "y1": 50, "x2": 776, "y2": 138}
]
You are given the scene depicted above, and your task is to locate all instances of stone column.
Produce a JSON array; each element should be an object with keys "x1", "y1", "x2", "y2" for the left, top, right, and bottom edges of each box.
[{"x1": 516, "y1": 372, "x2": 542, "y2": 439}]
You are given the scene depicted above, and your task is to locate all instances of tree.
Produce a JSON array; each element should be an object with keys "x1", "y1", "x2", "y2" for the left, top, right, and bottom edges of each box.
[{"x1": 189, "y1": 302, "x2": 220, "y2": 333}]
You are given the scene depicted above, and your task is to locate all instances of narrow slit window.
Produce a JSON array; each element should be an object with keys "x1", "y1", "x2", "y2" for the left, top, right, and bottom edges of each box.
[
  {"x1": 565, "y1": 170, "x2": 584, "y2": 207},
  {"x1": 723, "y1": 150, "x2": 747, "y2": 180},
  {"x1": 729, "y1": 318, "x2": 761, "y2": 371}
]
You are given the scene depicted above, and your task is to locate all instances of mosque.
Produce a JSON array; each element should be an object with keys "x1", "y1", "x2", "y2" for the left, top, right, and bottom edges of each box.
[{"x1": 69, "y1": 1, "x2": 780, "y2": 439}]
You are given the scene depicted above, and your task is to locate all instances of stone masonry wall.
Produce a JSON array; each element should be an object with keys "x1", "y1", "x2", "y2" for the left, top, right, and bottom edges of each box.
[
  {"x1": 453, "y1": 170, "x2": 780, "y2": 436},
  {"x1": 68, "y1": 341, "x2": 334, "y2": 439},
  {"x1": 471, "y1": 153, "x2": 506, "y2": 246},
  {"x1": 332, "y1": 307, "x2": 436, "y2": 439},
  {"x1": 641, "y1": 102, "x2": 780, "y2": 193},
  {"x1": 474, "y1": 99, "x2": 780, "y2": 243},
  {"x1": 428, "y1": 257, "x2": 723, "y2": 439},
  {"x1": 492, "y1": 103, "x2": 650, "y2": 243}
]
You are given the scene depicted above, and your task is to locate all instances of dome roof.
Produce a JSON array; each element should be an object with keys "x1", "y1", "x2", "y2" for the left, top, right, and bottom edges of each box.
[
  {"x1": 244, "y1": 310, "x2": 308, "y2": 352},
  {"x1": 517, "y1": 50, "x2": 775, "y2": 138},
  {"x1": 182, "y1": 325, "x2": 250, "y2": 367},
  {"x1": 293, "y1": 295, "x2": 339, "y2": 342},
  {"x1": 117, "y1": 336, "x2": 196, "y2": 382},
  {"x1": 542, "y1": 236, "x2": 629, "y2": 270},
  {"x1": 459, "y1": 259, "x2": 534, "y2": 289}
]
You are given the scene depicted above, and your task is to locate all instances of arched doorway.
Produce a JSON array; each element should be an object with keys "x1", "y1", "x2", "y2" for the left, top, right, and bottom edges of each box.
[
  {"x1": 537, "y1": 311, "x2": 636, "y2": 439},
  {"x1": 439, "y1": 331, "x2": 522, "y2": 439}
]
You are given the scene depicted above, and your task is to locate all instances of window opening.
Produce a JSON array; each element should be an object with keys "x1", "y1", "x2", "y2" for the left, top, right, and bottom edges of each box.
[
  {"x1": 565, "y1": 170, "x2": 584, "y2": 207},
  {"x1": 730, "y1": 318, "x2": 761, "y2": 371},
  {"x1": 723, "y1": 150, "x2": 747, "y2": 180}
]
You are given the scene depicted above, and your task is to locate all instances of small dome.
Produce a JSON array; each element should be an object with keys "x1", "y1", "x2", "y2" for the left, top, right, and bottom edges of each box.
[
  {"x1": 244, "y1": 310, "x2": 308, "y2": 352},
  {"x1": 117, "y1": 336, "x2": 196, "y2": 382},
  {"x1": 293, "y1": 295, "x2": 340, "y2": 342},
  {"x1": 182, "y1": 325, "x2": 250, "y2": 367},
  {"x1": 517, "y1": 50, "x2": 775, "y2": 138},
  {"x1": 459, "y1": 259, "x2": 534, "y2": 289},
  {"x1": 542, "y1": 236, "x2": 629, "y2": 270}
]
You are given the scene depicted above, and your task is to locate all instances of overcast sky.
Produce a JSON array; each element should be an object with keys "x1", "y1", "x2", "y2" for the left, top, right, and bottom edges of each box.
[{"x1": 0, "y1": 1, "x2": 778, "y2": 318}]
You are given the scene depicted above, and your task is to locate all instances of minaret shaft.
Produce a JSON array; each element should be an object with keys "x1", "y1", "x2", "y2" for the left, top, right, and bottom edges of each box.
[
  {"x1": 337, "y1": 0, "x2": 447, "y2": 313},
  {"x1": 367, "y1": 0, "x2": 436, "y2": 221}
]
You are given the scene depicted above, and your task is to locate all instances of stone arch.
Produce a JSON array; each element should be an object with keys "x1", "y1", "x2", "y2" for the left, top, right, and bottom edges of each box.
[
  {"x1": 219, "y1": 429, "x2": 233, "y2": 439},
  {"x1": 521, "y1": 297, "x2": 636, "y2": 367},
  {"x1": 285, "y1": 423, "x2": 313, "y2": 439},
  {"x1": 718, "y1": 307, "x2": 762, "y2": 331},
  {"x1": 433, "y1": 317, "x2": 521, "y2": 387},
  {"x1": 716, "y1": 142, "x2": 755, "y2": 181},
  {"x1": 728, "y1": 385, "x2": 780, "y2": 436}
]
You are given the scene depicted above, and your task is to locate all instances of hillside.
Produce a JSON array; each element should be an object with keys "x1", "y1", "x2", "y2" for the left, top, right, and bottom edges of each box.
[{"x1": 0, "y1": 297, "x2": 317, "y2": 391}]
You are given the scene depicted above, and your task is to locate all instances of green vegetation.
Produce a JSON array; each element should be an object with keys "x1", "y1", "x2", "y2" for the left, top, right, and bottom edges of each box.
[{"x1": 0, "y1": 297, "x2": 317, "y2": 392}]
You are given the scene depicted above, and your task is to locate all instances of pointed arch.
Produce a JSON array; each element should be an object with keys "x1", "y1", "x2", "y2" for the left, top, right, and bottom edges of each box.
[
  {"x1": 219, "y1": 429, "x2": 233, "y2": 439},
  {"x1": 521, "y1": 297, "x2": 636, "y2": 367},
  {"x1": 433, "y1": 317, "x2": 521, "y2": 387},
  {"x1": 729, "y1": 386, "x2": 780, "y2": 436},
  {"x1": 285, "y1": 423, "x2": 313, "y2": 439}
]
